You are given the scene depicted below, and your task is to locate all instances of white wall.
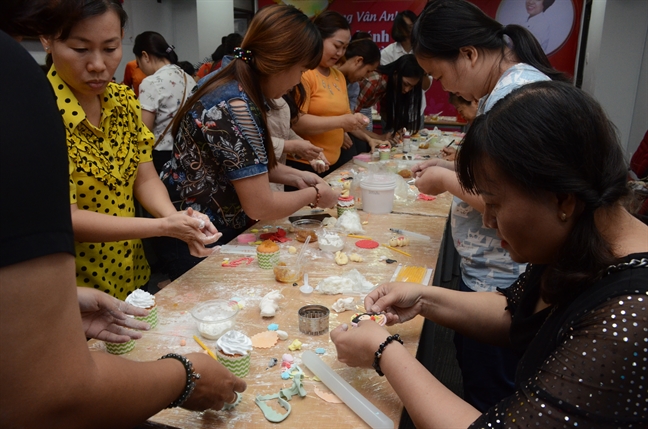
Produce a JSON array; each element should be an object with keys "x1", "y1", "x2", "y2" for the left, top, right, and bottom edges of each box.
[
  {"x1": 118, "y1": 0, "x2": 174, "y2": 82},
  {"x1": 581, "y1": 0, "x2": 648, "y2": 156},
  {"x1": 172, "y1": 0, "x2": 200, "y2": 67},
  {"x1": 23, "y1": 0, "x2": 234, "y2": 82},
  {"x1": 196, "y1": 0, "x2": 234, "y2": 62}
]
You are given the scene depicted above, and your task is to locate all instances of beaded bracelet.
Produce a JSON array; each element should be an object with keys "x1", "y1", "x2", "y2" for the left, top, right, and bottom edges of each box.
[
  {"x1": 159, "y1": 353, "x2": 201, "y2": 408},
  {"x1": 372, "y1": 334, "x2": 403, "y2": 376},
  {"x1": 308, "y1": 184, "x2": 321, "y2": 208}
]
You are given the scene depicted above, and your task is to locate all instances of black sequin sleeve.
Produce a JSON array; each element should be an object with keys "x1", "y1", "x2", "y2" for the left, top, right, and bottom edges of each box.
[
  {"x1": 496, "y1": 264, "x2": 535, "y2": 316},
  {"x1": 469, "y1": 292, "x2": 648, "y2": 428}
]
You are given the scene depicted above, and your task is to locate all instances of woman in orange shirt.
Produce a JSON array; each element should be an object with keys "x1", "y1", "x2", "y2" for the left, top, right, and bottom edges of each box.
[{"x1": 288, "y1": 11, "x2": 368, "y2": 176}]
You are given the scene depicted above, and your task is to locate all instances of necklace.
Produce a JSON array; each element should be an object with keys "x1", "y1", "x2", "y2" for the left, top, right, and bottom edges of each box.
[{"x1": 606, "y1": 257, "x2": 648, "y2": 275}]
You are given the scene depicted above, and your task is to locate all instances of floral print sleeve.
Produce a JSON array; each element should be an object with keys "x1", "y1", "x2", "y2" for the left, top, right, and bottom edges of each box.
[{"x1": 164, "y1": 80, "x2": 269, "y2": 232}]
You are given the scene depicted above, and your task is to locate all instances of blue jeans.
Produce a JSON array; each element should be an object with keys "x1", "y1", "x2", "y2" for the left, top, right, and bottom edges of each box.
[{"x1": 454, "y1": 278, "x2": 518, "y2": 412}]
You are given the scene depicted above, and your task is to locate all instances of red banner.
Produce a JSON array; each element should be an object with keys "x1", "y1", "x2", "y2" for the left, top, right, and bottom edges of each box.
[
  {"x1": 260, "y1": 0, "x2": 583, "y2": 116},
  {"x1": 260, "y1": 0, "x2": 581, "y2": 75}
]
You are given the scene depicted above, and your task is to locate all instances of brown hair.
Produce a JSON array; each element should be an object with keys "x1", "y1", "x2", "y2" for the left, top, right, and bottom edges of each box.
[{"x1": 171, "y1": 4, "x2": 322, "y2": 169}]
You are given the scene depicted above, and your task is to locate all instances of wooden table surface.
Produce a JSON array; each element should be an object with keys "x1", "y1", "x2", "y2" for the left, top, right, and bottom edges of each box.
[
  {"x1": 324, "y1": 143, "x2": 455, "y2": 218},
  {"x1": 91, "y1": 146, "x2": 453, "y2": 428}
]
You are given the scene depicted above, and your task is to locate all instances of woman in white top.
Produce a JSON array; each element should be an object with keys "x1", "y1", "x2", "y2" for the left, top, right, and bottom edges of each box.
[
  {"x1": 380, "y1": 10, "x2": 417, "y2": 65},
  {"x1": 134, "y1": 31, "x2": 197, "y2": 173}
]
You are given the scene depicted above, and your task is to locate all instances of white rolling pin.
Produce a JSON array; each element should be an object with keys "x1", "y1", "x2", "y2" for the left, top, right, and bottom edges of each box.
[{"x1": 302, "y1": 351, "x2": 394, "y2": 429}]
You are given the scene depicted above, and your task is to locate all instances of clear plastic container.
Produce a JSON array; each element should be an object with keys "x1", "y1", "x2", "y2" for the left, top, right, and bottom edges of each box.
[
  {"x1": 360, "y1": 174, "x2": 398, "y2": 214},
  {"x1": 191, "y1": 299, "x2": 239, "y2": 340},
  {"x1": 316, "y1": 228, "x2": 346, "y2": 252},
  {"x1": 291, "y1": 219, "x2": 322, "y2": 242}
]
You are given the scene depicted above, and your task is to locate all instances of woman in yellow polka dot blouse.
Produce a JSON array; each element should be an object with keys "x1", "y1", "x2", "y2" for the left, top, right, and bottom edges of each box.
[{"x1": 41, "y1": 0, "x2": 220, "y2": 300}]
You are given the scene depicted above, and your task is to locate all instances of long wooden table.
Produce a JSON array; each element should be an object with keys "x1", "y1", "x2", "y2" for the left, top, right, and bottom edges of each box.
[{"x1": 91, "y1": 148, "x2": 452, "y2": 428}]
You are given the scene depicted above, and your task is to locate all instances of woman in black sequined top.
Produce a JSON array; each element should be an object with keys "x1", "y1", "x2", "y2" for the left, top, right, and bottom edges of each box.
[{"x1": 331, "y1": 81, "x2": 648, "y2": 428}]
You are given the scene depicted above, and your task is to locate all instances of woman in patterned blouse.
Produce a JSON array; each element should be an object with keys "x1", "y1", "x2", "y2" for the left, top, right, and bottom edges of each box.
[
  {"x1": 161, "y1": 4, "x2": 339, "y2": 279},
  {"x1": 332, "y1": 81, "x2": 648, "y2": 428}
]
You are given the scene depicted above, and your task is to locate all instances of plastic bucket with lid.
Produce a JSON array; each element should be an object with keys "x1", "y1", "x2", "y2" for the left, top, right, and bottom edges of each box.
[{"x1": 360, "y1": 174, "x2": 398, "y2": 214}]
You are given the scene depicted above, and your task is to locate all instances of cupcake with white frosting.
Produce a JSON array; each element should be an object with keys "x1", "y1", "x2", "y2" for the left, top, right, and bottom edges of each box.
[
  {"x1": 125, "y1": 289, "x2": 158, "y2": 329},
  {"x1": 215, "y1": 330, "x2": 253, "y2": 377}
]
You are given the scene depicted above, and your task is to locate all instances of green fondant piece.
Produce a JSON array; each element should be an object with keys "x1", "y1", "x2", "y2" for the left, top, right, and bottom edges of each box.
[
  {"x1": 255, "y1": 365, "x2": 307, "y2": 423},
  {"x1": 255, "y1": 393, "x2": 291, "y2": 423},
  {"x1": 221, "y1": 391, "x2": 242, "y2": 411}
]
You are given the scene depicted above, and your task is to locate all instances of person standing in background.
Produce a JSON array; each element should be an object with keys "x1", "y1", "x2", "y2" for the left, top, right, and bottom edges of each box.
[
  {"x1": 122, "y1": 59, "x2": 146, "y2": 96},
  {"x1": 267, "y1": 83, "x2": 327, "y2": 191},
  {"x1": 336, "y1": 36, "x2": 383, "y2": 153},
  {"x1": 161, "y1": 5, "x2": 340, "y2": 279},
  {"x1": 380, "y1": 10, "x2": 417, "y2": 65},
  {"x1": 381, "y1": 10, "x2": 431, "y2": 125},
  {"x1": 288, "y1": 10, "x2": 368, "y2": 175},
  {"x1": 355, "y1": 54, "x2": 425, "y2": 136},
  {"x1": 134, "y1": 31, "x2": 197, "y2": 173},
  {"x1": 346, "y1": 31, "x2": 377, "y2": 132}
]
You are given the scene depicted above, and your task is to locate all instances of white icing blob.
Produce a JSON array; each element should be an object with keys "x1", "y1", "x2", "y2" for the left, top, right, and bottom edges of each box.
[
  {"x1": 125, "y1": 289, "x2": 155, "y2": 309},
  {"x1": 316, "y1": 269, "x2": 375, "y2": 294},
  {"x1": 331, "y1": 297, "x2": 355, "y2": 313},
  {"x1": 216, "y1": 330, "x2": 253, "y2": 355},
  {"x1": 259, "y1": 290, "x2": 283, "y2": 317}
]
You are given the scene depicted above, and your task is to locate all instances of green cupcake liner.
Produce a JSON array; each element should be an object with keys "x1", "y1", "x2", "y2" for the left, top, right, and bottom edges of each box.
[
  {"x1": 257, "y1": 251, "x2": 279, "y2": 269},
  {"x1": 105, "y1": 339, "x2": 135, "y2": 355},
  {"x1": 135, "y1": 306, "x2": 158, "y2": 329},
  {"x1": 217, "y1": 350, "x2": 251, "y2": 377}
]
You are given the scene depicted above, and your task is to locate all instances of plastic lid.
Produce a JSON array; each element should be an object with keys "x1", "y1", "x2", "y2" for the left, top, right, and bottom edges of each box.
[{"x1": 360, "y1": 173, "x2": 398, "y2": 189}]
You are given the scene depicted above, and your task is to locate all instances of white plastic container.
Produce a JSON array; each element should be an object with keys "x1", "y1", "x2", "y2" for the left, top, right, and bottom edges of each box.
[{"x1": 360, "y1": 174, "x2": 398, "y2": 214}]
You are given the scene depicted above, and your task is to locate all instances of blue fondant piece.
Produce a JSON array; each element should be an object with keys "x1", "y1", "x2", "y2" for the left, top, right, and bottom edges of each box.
[
  {"x1": 267, "y1": 323, "x2": 279, "y2": 331},
  {"x1": 315, "y1": 348, "x2": 326, "y2": 355},
  {"x1": 281, "y1": 371, "x2": 291, "y2": 380}
]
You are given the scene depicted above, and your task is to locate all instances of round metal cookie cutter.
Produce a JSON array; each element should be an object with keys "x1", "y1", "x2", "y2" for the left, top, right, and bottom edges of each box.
[{"x1": 298, "y1": 305, "x2": 329, "y2": 335}]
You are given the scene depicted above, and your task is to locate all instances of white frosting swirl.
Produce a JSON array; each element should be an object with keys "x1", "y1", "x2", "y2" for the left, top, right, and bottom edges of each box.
[
  {"x1": 216, "y1": 330, "x2": 253, "y2": 356},
  {"x1": 125, "y1": 289, "x2": 155, "y2": 309}
]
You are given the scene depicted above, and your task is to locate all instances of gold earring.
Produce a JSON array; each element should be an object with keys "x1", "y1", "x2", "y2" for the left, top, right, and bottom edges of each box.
[{"x1": 560, "y1": 212, "x2": 567, "y2": 221}]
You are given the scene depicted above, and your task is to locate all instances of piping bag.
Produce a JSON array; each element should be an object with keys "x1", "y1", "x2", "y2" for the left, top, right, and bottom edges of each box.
[{"x1": 302, "y1": 351, "x2": 394, "y2": 429}]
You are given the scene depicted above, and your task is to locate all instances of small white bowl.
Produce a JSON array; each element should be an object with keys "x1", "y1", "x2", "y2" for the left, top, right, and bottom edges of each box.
[{"x1": 191, "y1": 299, "x2": 239, "y2": 340}]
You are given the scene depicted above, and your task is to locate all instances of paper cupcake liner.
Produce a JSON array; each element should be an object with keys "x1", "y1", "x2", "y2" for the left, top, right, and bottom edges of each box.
[
  {"x1": 105, "y1": 339, "x2": 135, "y2": 355},
  {"x1": 217, "y1": 350, "x2": 251, "y2": 377},
  {"x1": 135, "y1": 306, "x2": 158, "y2": 329},
  {"x1": 337, "y1": 206, "x2": 355, "y2": 217},
  {"x1": 257, "y1": 251, "x2": 279, "y2": 269}
]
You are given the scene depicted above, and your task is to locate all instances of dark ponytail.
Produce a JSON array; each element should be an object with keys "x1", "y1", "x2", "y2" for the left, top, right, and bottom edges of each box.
[
  {"x1": 343, "y1": 38, "x2": 380, "y2": 66},
  {"x1": 133, "y1": 31, "x2": 178, "y2": 65},
  {"x1": 501, "y1": 24, "x2": 569, "y2": 82},
  {"x1": 457, "y1": 81, "x2": 629, "y2": 305},
  {"x1": 412, "y1": 0, "x2": 569, "y2": 82}
]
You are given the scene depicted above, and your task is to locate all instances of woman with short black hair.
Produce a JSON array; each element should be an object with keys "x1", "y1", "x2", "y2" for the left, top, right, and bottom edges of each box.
[{"x1": 331, "y1": 80, "x2": 648, "y2": 429}]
